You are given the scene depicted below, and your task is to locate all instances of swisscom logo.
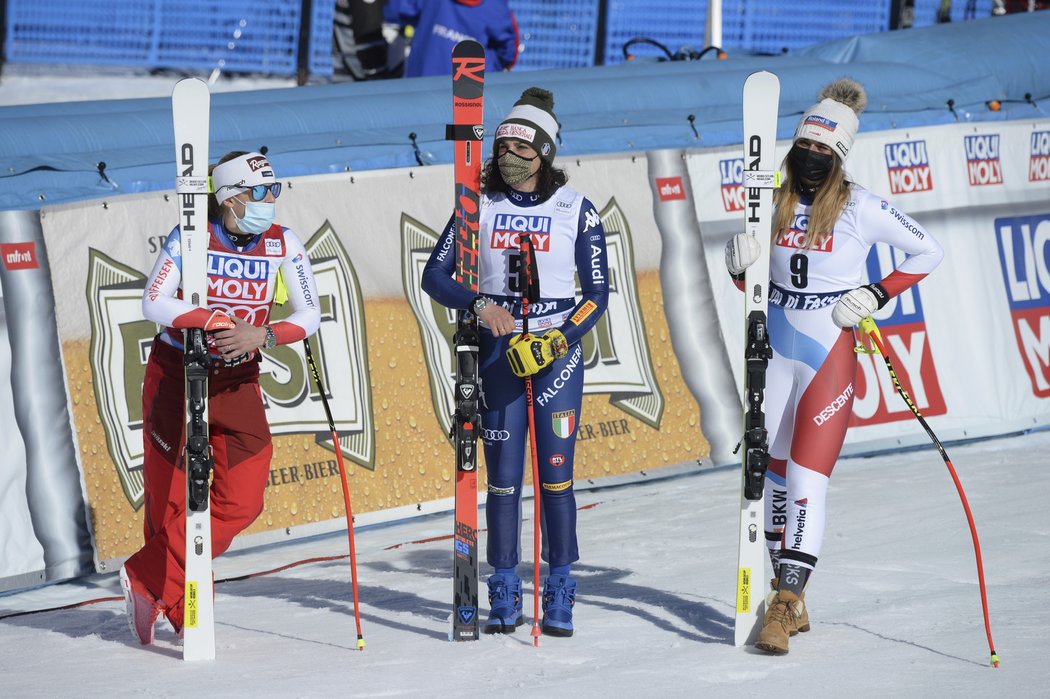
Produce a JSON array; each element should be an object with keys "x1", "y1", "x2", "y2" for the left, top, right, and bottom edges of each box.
[
  {"x1": 964, "y1": 134, "x2": 1003, "y2": 186},
  {"x1": 884, "y1": 140, "x2": 933, "y2": 194},
  {"x1": 995, "y1": 213, "x2": 1050, "y2": 397}
]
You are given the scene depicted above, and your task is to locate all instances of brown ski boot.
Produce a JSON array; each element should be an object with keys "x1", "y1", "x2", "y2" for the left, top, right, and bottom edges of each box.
[
  {"x1": 770, "y1": 577, "x2": 810, "y2": 634},
  {"x1": 755, "y1": 589, "x2": 801, "y2": 654}
]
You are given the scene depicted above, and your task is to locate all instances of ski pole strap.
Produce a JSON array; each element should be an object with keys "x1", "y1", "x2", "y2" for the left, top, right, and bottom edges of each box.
[{"x1": 768, "y1": 282, "x2": 844, "y2": 310}]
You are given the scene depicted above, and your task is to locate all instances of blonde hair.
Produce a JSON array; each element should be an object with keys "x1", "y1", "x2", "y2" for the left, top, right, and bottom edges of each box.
[{"x1": 772, "y1": 153, "x2": 850, "y2": 250}]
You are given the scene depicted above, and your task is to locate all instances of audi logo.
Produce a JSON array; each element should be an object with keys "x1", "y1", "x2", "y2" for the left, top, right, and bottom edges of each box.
[{"x1": 482, "y1": 428, "x2": 511, "y2": 442}]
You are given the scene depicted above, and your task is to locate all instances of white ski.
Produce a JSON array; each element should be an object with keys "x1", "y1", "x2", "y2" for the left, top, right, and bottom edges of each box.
[
  {"x1": 172, "y1": 77, "x2": 215, "y2": 661},
  {"x1": 734, "y1": 70, "x2": 780, "y2": 647}
]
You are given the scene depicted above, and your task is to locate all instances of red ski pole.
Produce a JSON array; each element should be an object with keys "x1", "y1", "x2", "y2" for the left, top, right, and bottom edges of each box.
[
  {"x1": 858, "y1": 317, "x2": 998, "y2": 668},
  {"x1": 304, "y1": 338, "x2": 365, "y2": 651},
  {"x1": 520, "y1": 235, "x2": 543, "y2": 648}
]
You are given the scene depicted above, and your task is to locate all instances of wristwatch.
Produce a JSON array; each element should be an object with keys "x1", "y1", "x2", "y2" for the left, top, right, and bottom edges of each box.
[
  {"x1": 263, "y1": 325, "x2": 277, "y2": 349},
  {"x1": 471, "y1": 296, "x2": 491, "y2": 315}
]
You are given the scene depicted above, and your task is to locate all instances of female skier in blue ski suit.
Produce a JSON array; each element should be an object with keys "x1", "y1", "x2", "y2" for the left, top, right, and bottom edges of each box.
[{"x1": 422, "y1": 87, "x2": 609, "y2": 636}]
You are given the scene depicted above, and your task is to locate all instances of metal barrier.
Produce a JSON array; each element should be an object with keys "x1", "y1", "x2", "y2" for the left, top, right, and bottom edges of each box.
[
  {"x1": 4, "y1": 0, "x2": 334, "y2": 77},
  {"x1": 0, "y1": 0, "x2": 1003, "y2": 78}
]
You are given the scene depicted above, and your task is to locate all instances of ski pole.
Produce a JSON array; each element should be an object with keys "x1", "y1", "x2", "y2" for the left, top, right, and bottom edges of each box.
[
  {"x1": 520, "y1": 234, "x2": 543, "y2": 648},
  {"x1": 303, "y1": 338, "x2": 366, "y2": 651},
  {"x1": 857, "y1": 317, "x2": 998, "y2": 668}
]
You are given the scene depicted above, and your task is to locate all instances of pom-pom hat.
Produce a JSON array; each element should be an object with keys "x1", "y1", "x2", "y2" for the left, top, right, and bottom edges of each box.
[
  {"x1": 793, "y1": 78, "x2": 868, "y2": 161},
  {"x1": 494, "y1": 87, "x2": 559, "y2": 164},
  {"x1": 212, "y1": 152, "x2": 276, "y2": 204}
]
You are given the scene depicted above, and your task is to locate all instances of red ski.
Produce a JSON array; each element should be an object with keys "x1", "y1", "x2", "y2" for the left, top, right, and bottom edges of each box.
[{"x1": 446, "y1": 39, "x2": 485, "y2": 642}]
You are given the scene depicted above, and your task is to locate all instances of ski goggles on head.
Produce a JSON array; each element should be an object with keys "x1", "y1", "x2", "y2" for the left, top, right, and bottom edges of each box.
[{"x1": 219, "y1": 182, "x2": 282, "y2": 201}]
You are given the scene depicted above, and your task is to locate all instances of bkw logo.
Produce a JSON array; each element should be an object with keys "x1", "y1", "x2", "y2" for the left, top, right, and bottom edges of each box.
[
  {"x1": 850, "y1": 244, "x2": 946, "y2": 426},
  {"x1": 719, "y1": 157, "x2": 744, "y2": 212},
  {"x1": 885, "y1": 140, "x2": 933, "y2": 195},
  {"x1": 1030, "y1": 130, "x2": 1050, "y2": 183},
  {"x1": 964, "y1": 134, "x2": 1003, "y2": 186},
  {"x1": 995, "y1": 213, "x2": 1050, "y2": 397}
]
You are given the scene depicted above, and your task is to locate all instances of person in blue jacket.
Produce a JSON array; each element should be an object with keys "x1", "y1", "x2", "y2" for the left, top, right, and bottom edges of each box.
[
  {"x1": 385, "y1": 0, "x2": 518, "y2": 77},
  {"x1": 422, "y1": 87, "x2": 609, "y2": 637}
]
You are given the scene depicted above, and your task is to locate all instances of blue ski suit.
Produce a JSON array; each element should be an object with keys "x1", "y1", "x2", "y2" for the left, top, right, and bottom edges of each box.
[{"x1": 422, "y1": 185, "x2": 609, "y2": 570}]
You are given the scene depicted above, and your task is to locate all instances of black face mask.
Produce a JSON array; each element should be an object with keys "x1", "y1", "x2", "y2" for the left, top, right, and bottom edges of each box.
[{"x1": 788, "y1": 144, "x2": 835, "y2": 190}]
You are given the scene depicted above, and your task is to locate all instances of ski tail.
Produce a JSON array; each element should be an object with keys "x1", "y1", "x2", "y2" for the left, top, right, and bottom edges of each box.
[
  {"x1": 448, "y1": 39, "x2": 485, "y2": 642},
  {"x1": 734, "y1": 70, "x2": 780, "y2": 648}
]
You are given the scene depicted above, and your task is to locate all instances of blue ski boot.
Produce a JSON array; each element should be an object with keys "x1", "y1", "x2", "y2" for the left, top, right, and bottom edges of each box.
[
  {"x1": 541, "y1": 574, "x2": 577, "y2": 637},
  {"x1": 483, "y1": 573, "x2": 523, "y2": 634}
]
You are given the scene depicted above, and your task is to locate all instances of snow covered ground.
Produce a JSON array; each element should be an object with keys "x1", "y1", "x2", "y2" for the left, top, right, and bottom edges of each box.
[
  {"x1": 1, "y1": 429, "x2": 1044, "y2": 698},
  {"x1": 1, "y1": 67, "x2": 1043, "y2": 697}
]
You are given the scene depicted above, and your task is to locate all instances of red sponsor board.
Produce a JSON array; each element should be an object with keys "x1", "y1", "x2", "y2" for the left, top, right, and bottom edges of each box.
[
  {"x1": 1009, "y1": 306, "x2": 1050, "y2": 398},
  {"x1": 850, "y1": 321, "x2": 947, "y2": 427},
  {"x1": 654, "y1": 176, "x2": 686, "y2": 202},
  {"x1": 1, "y1": 242, "x2": 39, "y2": 270}
]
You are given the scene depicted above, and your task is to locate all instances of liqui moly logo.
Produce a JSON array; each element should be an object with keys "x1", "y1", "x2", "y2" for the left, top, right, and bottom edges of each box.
[
  {"x1": 1, "y1": 242, "x2": 39, "y2": 270},
  {"x1": 207, "y1": 253, "x2": 271, "y2": 302},
  {"x1": 719, "y1": 157, "x2": 744, "y2": 212},
  {"x1": 885, "y1": 140, "x2": 933, "y2": 194},
  {"x1": 774, "y1": 214, "x2": 833, "y2": 252},
  {"x1": 995, "y1": 213, "x2": 1050, "y2": 397},
  {"x1": 490, "y1": 213, "x2": 552, "y2": 251},
  {"x1": 655, "y1": 177, "x2": 686, "y2": 202},
  {"x1": 850, "y1": 244, "x2": 946, "y2": 427},
  {"x1": 964, "y1": 134, "x2": 1003, "y2": 186},
  {"x1": 1030, "y1": 131, "x2": 1050, "y2": 182}
]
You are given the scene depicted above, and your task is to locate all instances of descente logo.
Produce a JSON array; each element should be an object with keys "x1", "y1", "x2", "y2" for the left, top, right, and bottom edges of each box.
[
  {"x1": 1, "y1": 242, "x2": 39, "y2": 271},
  {"x1": 813, "y1": 383, "x2": 855, "y2": 425}
]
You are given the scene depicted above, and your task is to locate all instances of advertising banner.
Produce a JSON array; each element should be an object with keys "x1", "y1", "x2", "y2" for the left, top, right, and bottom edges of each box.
[
  {"x1": 685, "y1": 119, "x2": 1050, "y2": 451},
  {"x1": 41, "y1": 155, "x2": 705, "y2": 567}
]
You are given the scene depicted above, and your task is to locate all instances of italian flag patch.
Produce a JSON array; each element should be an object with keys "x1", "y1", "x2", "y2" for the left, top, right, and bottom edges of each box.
[{"x1": 551, "y1": 410, "x2": 576, "y2": 439}]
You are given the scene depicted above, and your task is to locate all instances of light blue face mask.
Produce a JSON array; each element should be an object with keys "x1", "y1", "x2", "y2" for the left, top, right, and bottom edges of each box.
[{"x1": 234, "y1": 201, "x2": 276, "y2": 235}]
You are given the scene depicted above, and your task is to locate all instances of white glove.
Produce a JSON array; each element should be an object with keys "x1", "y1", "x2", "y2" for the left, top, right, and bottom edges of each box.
[
  {"x1": 725, "y1": 233, "x2": 761, "y2": 276},
  {"x1": 832, "y1": 284, "x2": 889, "y2": 328}
]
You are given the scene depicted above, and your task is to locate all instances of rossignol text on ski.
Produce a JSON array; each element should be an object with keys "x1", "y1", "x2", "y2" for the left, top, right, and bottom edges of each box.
[
  {"x1": 734, "y1": 70, "x2": 781, "y2": 647},
  {"x1": 446, "y1": 39, "x2": 486, "y2": 642},
  {"x1": 172, "y1": 77, "x2": 216, "y2": 661}
]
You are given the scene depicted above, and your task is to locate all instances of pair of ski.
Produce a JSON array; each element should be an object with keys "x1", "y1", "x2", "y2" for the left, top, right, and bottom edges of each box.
[
  {"x1": 734, "y1": 70, "x2": 780, "y2": 647},
  {"x1": 171, "y1": 80, "x2": 364, "y2": 661},
  {"x1": 446, "y1": 40, "x2": 545, "y2": 644}
]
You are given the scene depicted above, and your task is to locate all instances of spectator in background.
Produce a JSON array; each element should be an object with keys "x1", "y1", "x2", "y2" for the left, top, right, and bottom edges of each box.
[{"x1": 385, "y1": 0, "x2": 519, "y2": 78}]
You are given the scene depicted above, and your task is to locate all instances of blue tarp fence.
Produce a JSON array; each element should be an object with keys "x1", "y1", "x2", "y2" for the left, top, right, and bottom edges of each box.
[{"x1": 0, "y1": 12, "x2": 1047, "y2": 211}]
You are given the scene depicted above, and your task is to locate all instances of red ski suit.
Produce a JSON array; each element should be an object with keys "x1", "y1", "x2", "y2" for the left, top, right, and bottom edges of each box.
[{"x1": 124, "y1": 219, "x2": 319, "y2": 628}]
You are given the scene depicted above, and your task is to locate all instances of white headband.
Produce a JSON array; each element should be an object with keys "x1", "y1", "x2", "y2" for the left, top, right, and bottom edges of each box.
[{"x1": 212, "y1": 152, "x2": 276, "y2": 204}]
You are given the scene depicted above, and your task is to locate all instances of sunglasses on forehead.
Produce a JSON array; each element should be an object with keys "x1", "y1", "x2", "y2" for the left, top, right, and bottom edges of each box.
[{"x1": 220, "y1": 182, "x2": 282, "y2": 201}]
